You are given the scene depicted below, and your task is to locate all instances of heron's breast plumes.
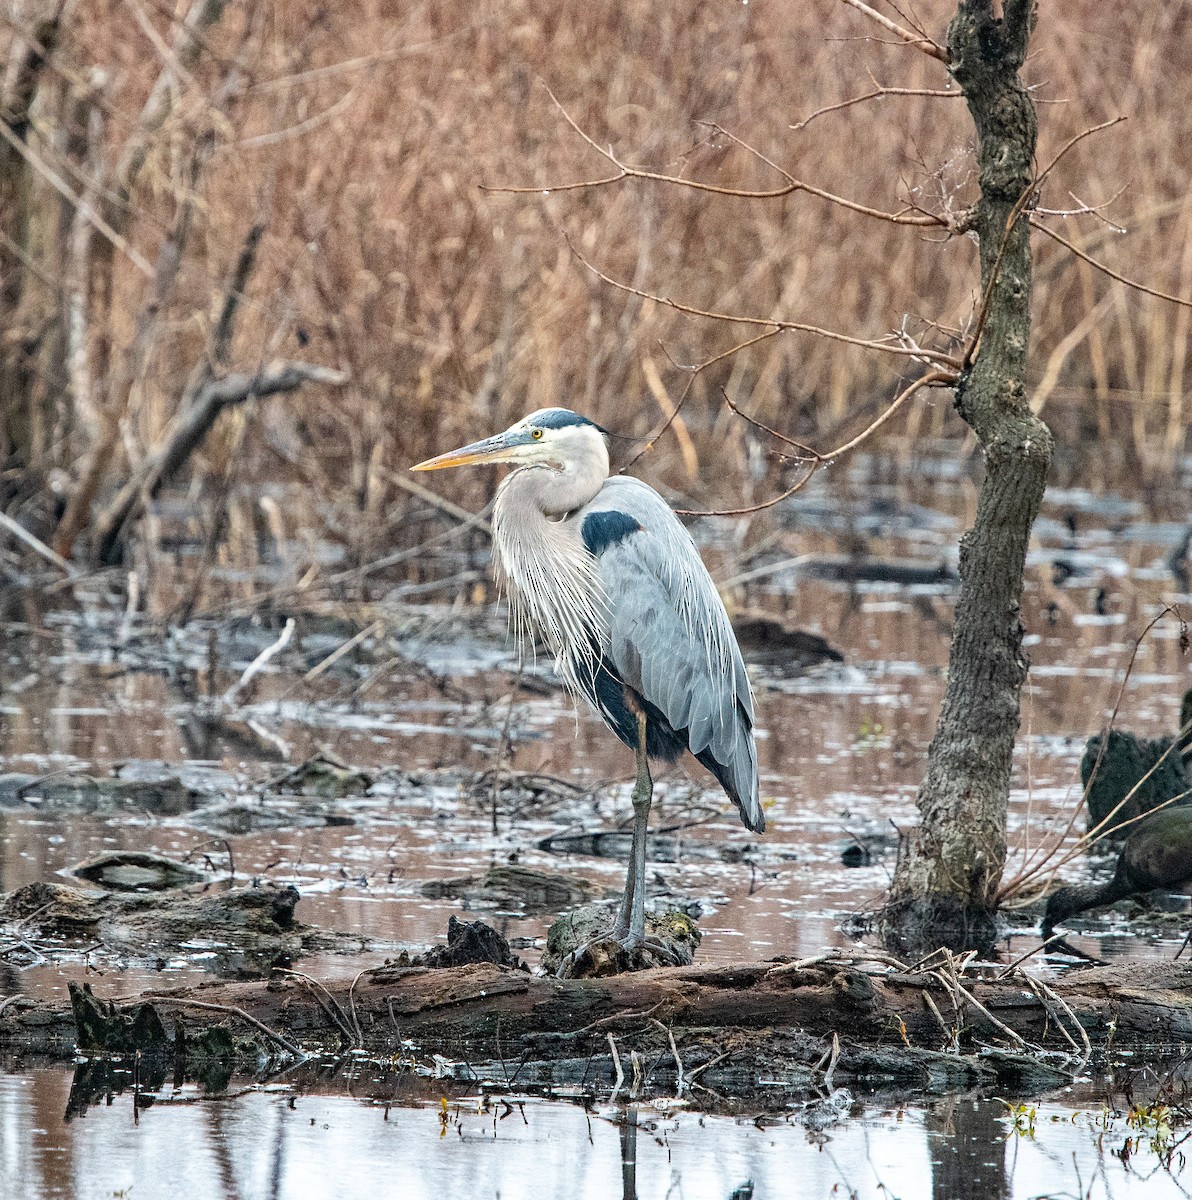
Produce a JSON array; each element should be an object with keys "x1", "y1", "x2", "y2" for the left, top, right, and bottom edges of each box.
[{"x1": 493, "y1": 474, "x2": 609, "y2": 689}]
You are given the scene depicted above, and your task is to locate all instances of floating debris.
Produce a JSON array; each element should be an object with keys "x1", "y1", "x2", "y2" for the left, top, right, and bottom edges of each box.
[
  {"x1": 66, "y1": 850, "x2": 210, "y2": 892},
  {"x1": 420, "y1": 865, "x2": 596, "y2": 912}
]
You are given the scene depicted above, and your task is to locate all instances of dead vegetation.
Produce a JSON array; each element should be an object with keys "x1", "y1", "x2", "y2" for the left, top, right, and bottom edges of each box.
[{"x1": 3, "y1": 3, "x2": 1192, "y2": 607}]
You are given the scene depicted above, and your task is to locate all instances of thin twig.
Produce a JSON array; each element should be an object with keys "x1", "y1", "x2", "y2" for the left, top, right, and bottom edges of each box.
[
  {"x1": 388, "y1": 469, "x2": 494, "y2": 535},
  {"x1": 608, "y1": 1033, "x2": 625, "y2": 1102},
  {"x1": 1032, "y1": 219, "x2": 1192, "y2": 311},
  {"x1": 143, "y1": 995, "x2": 305, "y2": 1058},
  {"x1": 839, "y1": 0, "x2": 949, "y2": 62},
  {"x1": 767, "y1": 946, "x2": 912, "y2": 978},
  {"x1": 994, "y1": 933, "x2": 1070, "y2": 978},
  {"x1": 823, "y1": 1032, "x2": 841, "y2": 1092},
  {"x1": 650, "y1": 1019, "x2": 685, "y2": 1099},
  {"x1": 791, "y1": 82, "x2": 958, "y2": 131},
  {"x1": 0, "y1": 510, "x2": 78, "y2": 577},
  {"x1": 221, "y1": 618, "x2": 295, "y2": 707},
  {"x1": 483, "y1": 86, "x2": 945, "y2": 228},
  {"x1": 964, "y1": 117, "x2": 1127, "y2": 370},
  {"x1": 686, "y1": 1050, "x2": 731, "y2": 1083},
  {"x1": 346, "y1": 969, "x2": 366, "y2": 1047},
  {"x1": 303, "y1": 620, "x2": 383, "y2": 683},
  {"x1": 565, "y1": 235, "x2": 962, "y2": 368},
  {"x1": 1027, "y1": 976, "x2": 1091, "y2": 1061},
  {"x1": 676, "y1": 370, "x2": 954, "y2": 517},
  {"x1": 922, "y1": 989, "x2": 951, "y2": 1041},
  {"x1": 931, "y1": 965, "x2": 1034, "y2": 1052},
  {"x1": 620, "y1": 330, "x2": 781, "y2": 472},
  {"x1": 998, "y1": 605, "x2": 1185, "y2": 901},
  {"x1": 0, "y1": 115, "x2": 154, "y2": 277},
  {"x1": 273, "y1": 968, "x2": 357, "y2": 1046}
]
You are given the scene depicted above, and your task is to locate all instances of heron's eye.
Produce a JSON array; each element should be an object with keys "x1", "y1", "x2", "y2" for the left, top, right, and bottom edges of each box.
[{"x1": 530, "y1": 428, "x2": 543, "y2": 440}]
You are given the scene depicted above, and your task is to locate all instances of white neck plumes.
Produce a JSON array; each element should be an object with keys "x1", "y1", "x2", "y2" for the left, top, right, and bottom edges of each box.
[{"x1": 491, "y1": 433, "x2": 610, "y2": 687}]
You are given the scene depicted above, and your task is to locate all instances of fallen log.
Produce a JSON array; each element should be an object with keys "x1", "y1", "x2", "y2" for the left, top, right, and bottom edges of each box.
[
  {"x1": 91, "y1": 359, "x2": 349, "y2": 564},
  {"x1": 5, "y1": 953, "x2": 1192, "y2": 1098}
]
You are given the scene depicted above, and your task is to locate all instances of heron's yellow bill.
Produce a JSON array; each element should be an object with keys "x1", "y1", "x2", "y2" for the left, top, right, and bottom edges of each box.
[{"x1": 411, "y1": 430, "x2": 528, "y2": 471}]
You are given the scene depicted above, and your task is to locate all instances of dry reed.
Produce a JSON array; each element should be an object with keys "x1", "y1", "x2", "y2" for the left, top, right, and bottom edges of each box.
[{"x1": 3, "y1": 1, "x2": 1191, "y2": 606}]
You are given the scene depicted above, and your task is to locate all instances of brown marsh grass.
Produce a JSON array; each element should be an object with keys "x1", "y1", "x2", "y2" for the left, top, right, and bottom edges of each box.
[{"x1": 3, "y1": 1, "x2": 1192, "y2": 606}]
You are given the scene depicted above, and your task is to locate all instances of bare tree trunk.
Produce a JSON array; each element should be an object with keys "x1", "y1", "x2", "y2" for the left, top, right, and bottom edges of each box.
[
  {"x1": 49, "y1": 0, "x2": 233, "y2": 559},
  {"x1": 883, "y1": 0, "x2": 1053, "y2": 954},
  {"x1": 0, "y1": 1, "x2": 63, "y2": 478}
]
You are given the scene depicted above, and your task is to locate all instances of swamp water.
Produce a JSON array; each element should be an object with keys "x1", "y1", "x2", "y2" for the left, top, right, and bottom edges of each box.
[{"x1": 3, "y1": 451, "x2": 1192, "y2": 1197}]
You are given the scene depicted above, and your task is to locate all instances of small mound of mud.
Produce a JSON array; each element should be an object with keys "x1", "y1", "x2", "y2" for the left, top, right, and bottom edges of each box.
[
  {"x1": 268, "y1": 754, "x2": 373, "y2": 799},
  {"x1": 0, "y1": 880, "x2": 367, "y2": 975},
  {"x1": 541, "y1": 905, "x2": 701, "y2": 977},
  {"x1": 0, "y1": 772, "x2": 207, "y2": 816},
  {"x1": 405, "y1": 916, "x2": 526, "y2": 970},
  {"x1": 67, "y1": 851, "x2": 209, "y2": 892},
  {"x1": 731, "y1": 611, "x2": 844, "y2": 668},
  {"x1": 189, "y1": 798, "x2": 355, "y2": 834}
]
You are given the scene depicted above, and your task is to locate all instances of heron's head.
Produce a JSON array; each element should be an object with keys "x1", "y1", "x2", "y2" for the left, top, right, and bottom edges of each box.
[{"x1": 411, "y1": 408, "x2": 609, "y2": 475}]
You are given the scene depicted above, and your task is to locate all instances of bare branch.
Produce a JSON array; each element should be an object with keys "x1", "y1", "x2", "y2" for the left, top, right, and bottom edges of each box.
[
  {"x1": 222, "y1": 618, "x2": 295, "y2": 707},
  {"x1": 1034, "y1": 116, "x2": 1127, "y2": 194},
  {"x1": 791, "y1": 82, "x2": 958, "y2": 131},
  {"x1": 92, "y1": 361, "x2": 349, "y2": 562},
  {"x1": 963, "y1": 116, "x2": 1128, "y2": 368},
  {"x1": 839, "y1": 0, "x2": 949, "y2": 63},
  {"x1": 1034, "y1": 187, "x2": 1128, "y2": 226},
  {"x1": 1032, "y1": 220, "x2": 1192, "y2": 311},
  {"x1": 0, "y1": 510, "x2": 78, "y2": 577},
  {"x1": 565, "y1": 235, "x2": 963, "y2": 368},
  {"x1": 700, "y1": 120, "x2": 946, "y2": 227},
  {"x1": 719, "y1": 388, "x2": 819, "y2": 458},
  {"x1": 675, "y1": 369, "x2": 955, "y2": 517},
  {"x1": 620, "y1": 332, "x2": 782, "y2": 472},
  {"x1": 483, "y1": 87, "x2": 947, "y2": 228},
  {"x1": 0, "y1": 115, "x2": 154, "y2": 277}
]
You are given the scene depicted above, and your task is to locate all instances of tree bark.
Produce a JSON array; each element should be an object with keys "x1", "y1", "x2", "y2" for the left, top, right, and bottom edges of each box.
[
  {"x1": 0, "y1": 2, "x2": 64, "y2": 475},
  {"x1": 883, "y1": 0, "x2": 1053, "y2": 954}
]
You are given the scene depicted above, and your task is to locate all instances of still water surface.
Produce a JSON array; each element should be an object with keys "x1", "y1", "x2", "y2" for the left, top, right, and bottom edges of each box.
[
  {"x1": 2, "y1": 1070, "x2": 1189, "y2": 1200},
  {"x1": 3, "y1": 454, "x2": 1192, "y2": 1197}
]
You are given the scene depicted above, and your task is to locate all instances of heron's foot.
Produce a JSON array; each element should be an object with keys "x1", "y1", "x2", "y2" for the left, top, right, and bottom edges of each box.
[
  {"x1": 543, "y1": 904, "x2": 702, "y2": 977},
  {"x1": 555, "y1": 931, "x2": 686, "y2": 979}
]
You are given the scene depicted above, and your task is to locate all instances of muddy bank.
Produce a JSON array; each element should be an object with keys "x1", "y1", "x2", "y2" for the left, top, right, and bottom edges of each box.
[{"x1": 0, "y1": 879, "x2": 371, "y2": 977}]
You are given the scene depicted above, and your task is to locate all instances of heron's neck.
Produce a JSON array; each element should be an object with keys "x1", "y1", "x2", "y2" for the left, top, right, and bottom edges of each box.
[
  {"x1": 492, "y1": 464, "x2": 609, "y2": 673},
  {"x1": 500, "y1": 446, "x2": 607, "y2": 517}
]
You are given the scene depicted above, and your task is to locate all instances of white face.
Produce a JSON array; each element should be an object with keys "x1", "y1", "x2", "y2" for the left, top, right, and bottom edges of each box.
[
  {"x1": 507, "y1": 410, "x2": 605, "y2": 470},
  {"x1": 413, "y1": 408, "x2": 607, "y2": 474}
]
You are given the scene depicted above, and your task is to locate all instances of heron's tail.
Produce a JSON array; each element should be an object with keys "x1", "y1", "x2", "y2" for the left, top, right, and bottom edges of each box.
[{"x1": 695, "y1": 720, "x2": 763, "y2": 834}]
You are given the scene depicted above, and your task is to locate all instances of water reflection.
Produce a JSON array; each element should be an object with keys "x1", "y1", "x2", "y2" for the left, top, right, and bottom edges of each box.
[{"x1": 1, "y1": 1068, "x2": 1190, "y2": 1200}]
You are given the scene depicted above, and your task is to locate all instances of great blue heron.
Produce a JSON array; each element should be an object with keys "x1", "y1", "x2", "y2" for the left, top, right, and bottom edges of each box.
[{"x1": 413, "y1": 407, "x2": 762, "y2": 963}]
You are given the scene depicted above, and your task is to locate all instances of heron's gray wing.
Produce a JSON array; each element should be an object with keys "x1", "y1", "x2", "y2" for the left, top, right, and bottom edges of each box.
[{"x1": 579, "y1": 478, "x2": 763, "y2": 832}]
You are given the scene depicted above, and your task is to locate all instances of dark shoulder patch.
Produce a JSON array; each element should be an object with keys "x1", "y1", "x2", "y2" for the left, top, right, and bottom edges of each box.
[{"x1": 582, "y1": 510, "x2": 642, "y2": 556}]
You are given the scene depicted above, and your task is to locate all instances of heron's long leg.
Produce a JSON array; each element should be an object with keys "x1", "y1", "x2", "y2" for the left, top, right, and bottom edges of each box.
[{"x1": 612, "y1": 708, "x2": 652, "y2": 943}]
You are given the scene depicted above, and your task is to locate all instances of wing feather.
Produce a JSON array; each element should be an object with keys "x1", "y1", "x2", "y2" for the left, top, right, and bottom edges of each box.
[{"x1": 578, "y1": 477, "x2": 762, "y2": 832}]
